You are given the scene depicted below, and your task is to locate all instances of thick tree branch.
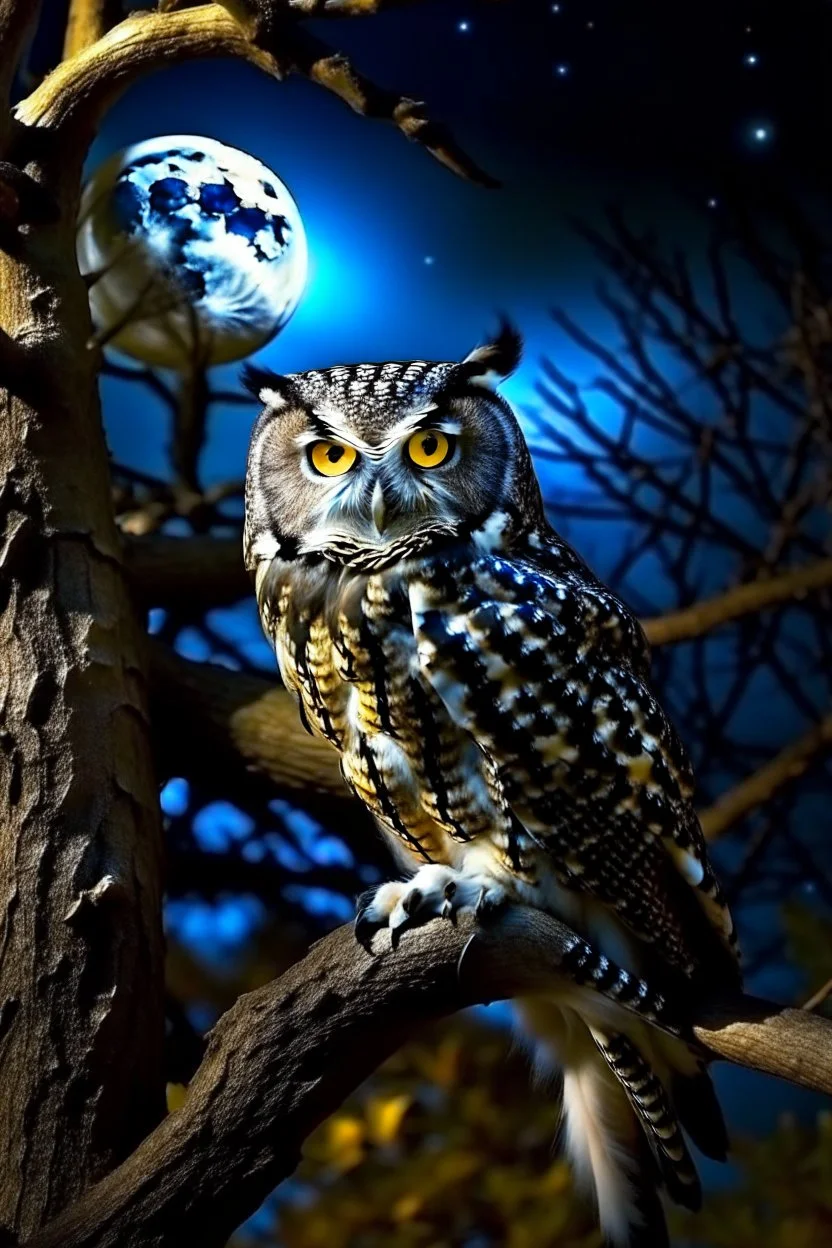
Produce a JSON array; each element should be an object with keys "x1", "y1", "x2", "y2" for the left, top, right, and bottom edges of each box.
[
  {"x1": 15, "y1": 8, "x2": 277, "y2": 139},
  {"x1": 15, "y1": 4, "x2": 493, "y2": 184},
  {"x1": 642, "y1": 559, "x2": 832, "y2": 646},
  {"x1": 150, "y1": 642, "x2": 345, "y2": 799},
  {"x1": 126, "y1": 535, "x2": 248, "y2": 611},
  {"x1": 26, "y1": 909, "x2": 832, "y2": 1248},
  {"x1": 699, "y1": 714, "x2": 832, "y2": 841}
]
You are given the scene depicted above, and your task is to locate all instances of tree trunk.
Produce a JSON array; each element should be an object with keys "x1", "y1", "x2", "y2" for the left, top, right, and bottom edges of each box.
[{"x1": 0, "y1": 136, "x2": 165, "y2": 1240}]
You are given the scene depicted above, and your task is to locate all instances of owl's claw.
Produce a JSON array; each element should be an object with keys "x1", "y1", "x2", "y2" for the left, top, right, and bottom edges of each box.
[
  {"x1": 353, "y1": 866, "x2": 505, "y2": 952},
  {"x1": 354, "y1": 889, "x2": 382, "y2": 953}
]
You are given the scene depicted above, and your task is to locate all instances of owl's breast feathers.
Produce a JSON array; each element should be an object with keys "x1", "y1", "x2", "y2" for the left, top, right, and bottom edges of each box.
[{"x1": 257, "y1": 531, "x2": 739, "y2": 991}]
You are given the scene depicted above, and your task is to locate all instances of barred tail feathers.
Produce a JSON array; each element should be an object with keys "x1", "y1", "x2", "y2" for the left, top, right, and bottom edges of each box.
[{"x1": 519, "y1": 1000, "x2": 686, "y2": 1248}]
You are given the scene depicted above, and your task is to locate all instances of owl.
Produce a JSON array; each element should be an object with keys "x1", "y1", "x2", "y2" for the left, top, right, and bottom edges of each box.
[{"x1": 243, "y1": 326, "x2": 741, "y2": 1248}]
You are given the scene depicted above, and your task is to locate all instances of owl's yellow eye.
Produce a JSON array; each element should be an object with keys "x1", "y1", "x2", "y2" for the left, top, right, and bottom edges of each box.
[
  {"x1": 309, "y1": 440, "x2": 358, "y2": 477},
  {"x1": 406, "y1": 429, "x2": 452, "y2": 469}
]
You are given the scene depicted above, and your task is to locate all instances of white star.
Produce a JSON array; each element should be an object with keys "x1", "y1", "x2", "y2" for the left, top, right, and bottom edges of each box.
[
  {"x1": 457, "y1": 19, "x2": 470, "y2": 33},
  {"x1": 744, "y1": 53, "x2": 758, "y2": 67},
  {"x1": 555, "y1": 63, "x2": 570, "y2": 77}
]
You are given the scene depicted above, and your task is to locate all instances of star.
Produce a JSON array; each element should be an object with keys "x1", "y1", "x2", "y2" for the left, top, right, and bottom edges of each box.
[
  {"x1": 423, "y1": 255, "x2": 436, "y2": 266},
  {"x1": 551, "y1": 3, "x2": 562, "y2": 12},
  {"x1": 751, "y1": 124, "x2": 772, "y2": 144},
  {"x1": 743, "y1": 53, "x2": 759, "y2": 67},
  {"x1": 707, "y1": 197, "x2": 718, "y2": 209},
  {"x1": 555, "y1": 63, "x2": 570, "y2": 77},
  {"x1": 457, "y1": 19, "x2": 470, "y2": 33}
]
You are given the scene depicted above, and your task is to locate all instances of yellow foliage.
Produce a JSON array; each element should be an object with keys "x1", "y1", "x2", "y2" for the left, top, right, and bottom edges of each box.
[
  {"x1": 365, "y1": 1093, "x2": 412, "y2": 1146},
  {"x1": 165, "y1": 1082, "x2": 188, "y2": 1113}
]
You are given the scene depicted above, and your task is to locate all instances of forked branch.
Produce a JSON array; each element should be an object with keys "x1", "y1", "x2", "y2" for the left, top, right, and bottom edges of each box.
[{"x1": 26, "y1": 908, "x2": 832, "y2": 1248}]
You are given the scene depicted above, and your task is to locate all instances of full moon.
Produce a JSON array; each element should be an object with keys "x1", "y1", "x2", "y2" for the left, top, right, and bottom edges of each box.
[{"x1": 77, "y1": 135, "x2": 308, "y2": 369}]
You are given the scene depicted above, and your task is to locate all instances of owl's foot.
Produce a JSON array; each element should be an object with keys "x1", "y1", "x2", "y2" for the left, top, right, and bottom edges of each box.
[{"x1": 354, "y1": 864, "x2": 506, "y2": 952}]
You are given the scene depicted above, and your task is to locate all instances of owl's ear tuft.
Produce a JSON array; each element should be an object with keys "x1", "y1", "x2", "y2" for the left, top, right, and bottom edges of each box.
[
  {"x1": 459, "y1": 319, "x2": 522, "y2": 388},
  {"x1": 241, "y1": 365, "x2": 296, "y2": 410}
]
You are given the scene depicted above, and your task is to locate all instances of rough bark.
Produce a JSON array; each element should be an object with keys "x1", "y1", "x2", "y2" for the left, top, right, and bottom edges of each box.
[
  {"x1": 25, "y1": 908, "x2": 832, "y2": 1248},
  {"x1": 0, "y1": 120, "x2": 164, "y2": 1248}
]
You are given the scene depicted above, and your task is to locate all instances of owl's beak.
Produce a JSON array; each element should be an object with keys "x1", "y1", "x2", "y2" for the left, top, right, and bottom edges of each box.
[{"x1": 371, "y1": 479, "x2": 388, "y2": 536}]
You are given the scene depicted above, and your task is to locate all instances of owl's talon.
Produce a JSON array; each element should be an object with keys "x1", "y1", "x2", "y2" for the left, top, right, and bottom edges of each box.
[
  {"x1": 474, "y1": 884, "x2": 506, "y2": 921},
  {"x1": 402, "y1": 887, "x2": 422, "y2": 916},
  {"x1": 354, "y1": 907, "x2": 379, "y2": 954},
  {"x1": 354, "y1": 865, "x2": 507, "y2": 951}
]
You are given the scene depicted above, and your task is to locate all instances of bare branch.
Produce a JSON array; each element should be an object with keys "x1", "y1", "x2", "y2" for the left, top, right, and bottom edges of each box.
[
  {"x1": 149, "y1": 642, "x2": 345, "y2": 800},
  {"x1": 26, "y1": 909, "x2": 832, "y2": 1248},
  {"x1": 280, "y1": 23, "x2": 500, "y2": 187},
  {"x1": 699, "y1": 715, "x2": 832, "y2": 842},
  {"x1": 803, "y1": 976, "x2": 832, "y2": 1013},
  {"x1": 62, "y1": 0, "x2": 122, "y2": 59},
  {"x1": 15, "y1": 3, "x2": 494, "y2": 186},
  {"x1": 15, "y1": 7, "x2": 279, "y2": 138},
  {"x1": 126, "y1": 536, "x2": 248, "y2": 611},
  {"x1": 642, "y1": 560, "x2": 832, "y2": 646}
]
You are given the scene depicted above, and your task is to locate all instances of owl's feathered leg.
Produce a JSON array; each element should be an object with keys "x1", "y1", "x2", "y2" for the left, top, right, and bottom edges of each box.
[{"x1": 354, "y1": 863, "x2": 506, "y2": 950}]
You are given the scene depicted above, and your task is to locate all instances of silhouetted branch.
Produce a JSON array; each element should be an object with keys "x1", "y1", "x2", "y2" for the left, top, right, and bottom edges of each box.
[
  {"x1": 27, "y1": 909, "x2": 832, "y2": 1248},
  {"x1": 699, "y1": 716, "x2": 832, "y2": 842},
  {"x1": 127, "y1": 536, "x2": 248, "y2": 610},
  {"x1": 642, "y1": 560, "x2": 832, "y2": 646}
]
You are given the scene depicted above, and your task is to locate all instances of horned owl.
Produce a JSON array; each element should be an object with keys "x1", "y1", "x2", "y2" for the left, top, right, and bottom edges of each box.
[{"x1": 243, "y1": 326, "x2": 741, "y2": 1248}]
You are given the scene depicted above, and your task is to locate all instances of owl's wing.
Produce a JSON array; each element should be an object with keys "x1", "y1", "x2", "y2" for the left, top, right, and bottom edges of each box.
[{"x1": 408, "y1": 550, "x2": 739, "y2": 987}]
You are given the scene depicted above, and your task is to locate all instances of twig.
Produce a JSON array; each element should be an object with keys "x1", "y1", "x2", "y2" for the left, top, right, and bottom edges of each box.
[
  {"x1": 642, "y1": 560, "x2": 832, "y2": 646},
  {"x1": 803, "y1": 977, "x2": 832, "y2": 1013},
  {"x1": 699, "y1": 715, "x2": 832, "y2": 841}
]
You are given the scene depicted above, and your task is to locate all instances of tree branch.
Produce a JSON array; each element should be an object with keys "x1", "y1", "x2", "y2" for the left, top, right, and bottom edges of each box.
[
  {"x1": 62, "y1": 0, "x2": 122, "y2": 59},
  {"x1": 15, "y1": 3, "x2": 494, "y2": 185},
  {"x1": 149, "y1": 641, "x2": 345, "y2": 800},
  {"x1": 126, "y1": 535, "x2": 248, "y2": 611},
  {"x1": 279, "y1": 22, "x2": 500, "y2": 187},
  {"x1": 15, "y1": 7, "x2": 278, "y2": 139},
  {"x1": 25, "y1": 908, "x2": 832, "y2": 1248},
  {"x1": 698, "y1": 714, "x2": 832, "y2": 842},
  {"x1": 642, "y1": 559, "x2": 832, "y2": 646}
]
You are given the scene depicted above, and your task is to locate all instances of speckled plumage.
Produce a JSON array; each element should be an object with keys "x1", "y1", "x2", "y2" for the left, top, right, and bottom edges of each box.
[{"x1": 244, "y1": 328, "x2": 740, "y2": 1247}]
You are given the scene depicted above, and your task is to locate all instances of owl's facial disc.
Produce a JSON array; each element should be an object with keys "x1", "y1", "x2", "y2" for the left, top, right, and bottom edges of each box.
[
  {"x1": 289, "y1": 398, "x2": 512, "y2": 567},
  {"x1": 244, "y1": 343, "x2": 541, "y2": 575}
]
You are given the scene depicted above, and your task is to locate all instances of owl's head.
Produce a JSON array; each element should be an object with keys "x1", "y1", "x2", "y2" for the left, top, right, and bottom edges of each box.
[{"x1": 243, "y1": 324, "x2": 543, "y2": 573}]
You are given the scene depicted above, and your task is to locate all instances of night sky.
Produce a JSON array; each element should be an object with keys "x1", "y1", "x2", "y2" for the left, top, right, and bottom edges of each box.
[{"x1": 91, "y1": 0, "x2": 832, "y2": 480}]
